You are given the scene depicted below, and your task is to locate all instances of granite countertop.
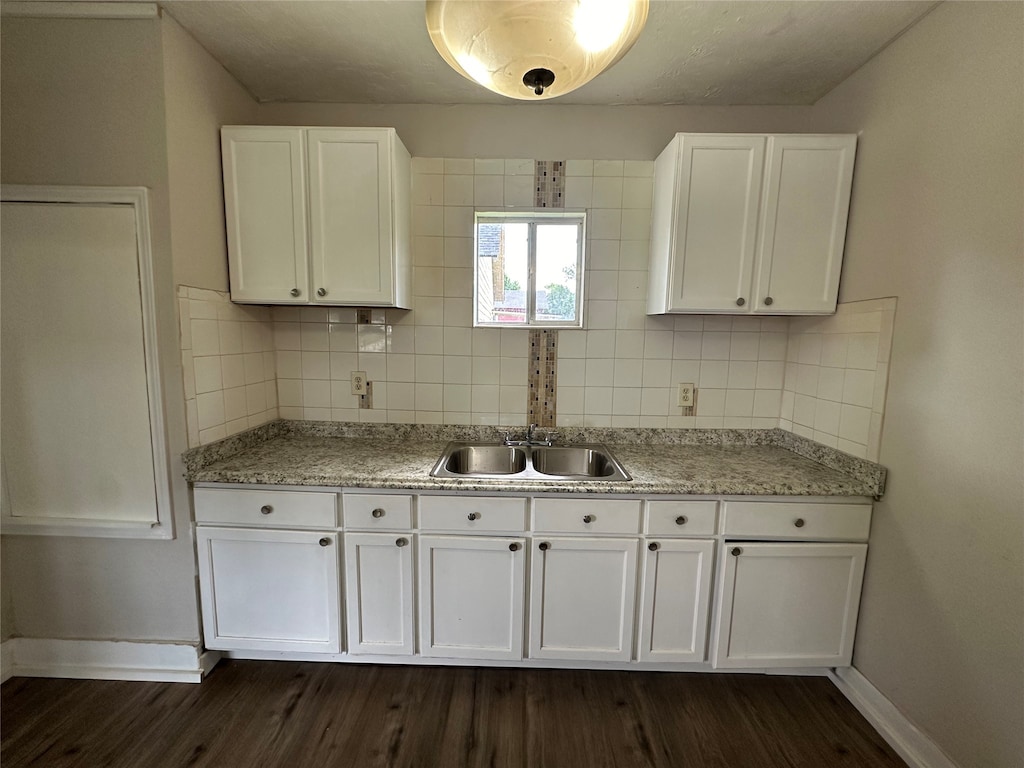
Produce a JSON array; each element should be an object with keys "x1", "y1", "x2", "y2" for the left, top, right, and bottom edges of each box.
[{"x1": 184, "y1": 421, "x2": 886, "y2": 498}]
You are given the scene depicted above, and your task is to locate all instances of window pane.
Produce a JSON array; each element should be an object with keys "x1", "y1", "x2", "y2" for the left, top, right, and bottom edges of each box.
[
  {"x1": 535, "y1": 223, "x2": 580, "y2": 323},
  {"x1": 477, "y1": 221, "x2": 529, "y2": 325}
]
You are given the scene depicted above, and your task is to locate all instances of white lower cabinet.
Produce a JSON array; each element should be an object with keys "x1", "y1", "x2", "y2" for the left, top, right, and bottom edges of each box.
[
  {"x1": 637, "y1": 538, "x2": 716, "y2": 662},
  {"x1": 710, "y1": 542, "x2": 867, "y2": 669},
  {"x1": 418, "y1": 534, "x2": 526, "y2": 661},
  {"x1": 529, "y1": 537, "x2": 638, "y2": 661},
  {"x1": 196, "y1": 526, "x2": 341, "y2": 653},
  {"x1": 343, "y1": 532, "x2": 415, "y2": 655}
]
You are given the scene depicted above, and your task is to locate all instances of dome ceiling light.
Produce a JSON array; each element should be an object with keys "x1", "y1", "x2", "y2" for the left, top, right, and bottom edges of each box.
[{"x1": 425, "y1": 0, "x2": 650, "y2": 100}]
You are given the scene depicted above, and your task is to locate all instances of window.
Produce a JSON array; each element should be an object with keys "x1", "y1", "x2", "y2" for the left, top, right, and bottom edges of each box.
[{"x1": 474, "y1": 211, "x2": 585, "y2": 328}]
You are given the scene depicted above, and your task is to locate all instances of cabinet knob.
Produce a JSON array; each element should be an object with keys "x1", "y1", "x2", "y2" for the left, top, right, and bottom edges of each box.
[
  {"x1": 648, "y1": 542, "x2": 660, "y2": 551},
  {"x1": 467, "y1": 512, "x2": 480, "y2": 521},
  {"x1": 736, "y1": 297, "x2": 746, "y2": 306},
  {"x1": 675, "y1": 515, "x2": 688, "y2": 525},
  {"x1": 319, "y1": 537, "x2": 331, "y2": 547},
  {"x1": 260, "y1": 505, "x2": 273, "y2": 515},
  {"x1": 371, "y1": 508, "x2": 386, "y2": 518},
  {"x1": 509, "y1": 542, "x2": 520, "y2": 552},
  {"x1": 317, "y1": 288, "x2": 327, "y2": 297},
  {"x1": 794, "y1": 518, "x2": 806, "y2": 528},
  {"x1": 582, "y1": 514, "x2": 594, "y2": 524},
  {"x1": 764, "y1": 296, "x2": 774, "y2": 306},
  {"x1": 396, "y1": 537, "x2": 408, "y2": 547},
  {"x1": 731, "y1": 547, "x2": 742, "y2": 557},
  {"x1": 539, "y1": 542, "x2": 550, "y2": 551},
  {"x1": 290, "y1": 288, "x2": 301, "y2": 297}
]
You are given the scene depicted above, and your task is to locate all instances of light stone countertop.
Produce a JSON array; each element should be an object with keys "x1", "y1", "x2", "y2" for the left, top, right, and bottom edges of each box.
[{"x1": 184, "y1": 421, "x2": 886, "y2": 498}]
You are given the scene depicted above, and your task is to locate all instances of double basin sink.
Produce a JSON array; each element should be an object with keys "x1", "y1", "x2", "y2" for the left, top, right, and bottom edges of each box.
[{"x1": 430, "y1": 442, "x2": 632, "y2": 482}]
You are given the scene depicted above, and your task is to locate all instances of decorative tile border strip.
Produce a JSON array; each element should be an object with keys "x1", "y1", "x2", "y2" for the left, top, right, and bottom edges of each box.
[
  {"x1": 528, "y1": 329, "x2": 558, "y2": 427},
  {"x1": 534, "y1": 160, "x2": 565, "y2": 208}
]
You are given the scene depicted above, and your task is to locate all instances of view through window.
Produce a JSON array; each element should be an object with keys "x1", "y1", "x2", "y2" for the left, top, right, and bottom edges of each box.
[{"x1": 474, "y1": 212, "x2": 585, "y2": 327}]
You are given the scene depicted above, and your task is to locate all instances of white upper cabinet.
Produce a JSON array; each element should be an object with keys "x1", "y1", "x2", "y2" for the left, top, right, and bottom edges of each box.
[
  {"x1": 222, "y1": 126, "x2": 411, "y2": 308},
  {"x1": 647, "y1": 133, "x2": 856, "y2": 315}
]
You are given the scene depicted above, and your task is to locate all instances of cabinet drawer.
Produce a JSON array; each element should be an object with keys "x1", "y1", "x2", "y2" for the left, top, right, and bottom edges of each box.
[
  {"x1": 343, "y1": 493, "x2": 413, "y2": 529},
  {"x1": 194, "y1": 488, "x2": 337, "y2": 528},
  {"x1": 645, "y1": 501, "x2": 718, "y2": 536},
  {"x1": 418, "y1": 496, "x2": 527, "y2": 532},
  {"x1": 723, "y1": 502, "x2": 871, "y2": 541},
  {"x1": 533, "y1": 498, "x2": 641, "y2": 535}
]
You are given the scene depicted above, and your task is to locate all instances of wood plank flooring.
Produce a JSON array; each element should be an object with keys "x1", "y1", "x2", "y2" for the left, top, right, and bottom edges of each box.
[{"x1": 2, "y1": 661, "x2": 906, "y2": 768}]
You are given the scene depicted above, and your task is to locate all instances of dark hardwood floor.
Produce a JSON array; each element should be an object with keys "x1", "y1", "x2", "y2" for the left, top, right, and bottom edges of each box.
[{"x1": 2, "y1": 661, "x2": 906, "y2": 768}]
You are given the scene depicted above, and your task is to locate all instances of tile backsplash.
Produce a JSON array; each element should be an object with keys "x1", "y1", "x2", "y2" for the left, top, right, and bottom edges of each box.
[
  {"x1": 179, "y1": 286, "x2": 278, "y2": 447},
  {"x1": 177, "y1": 157, "x2": 894, "y2": 457},
  {"x1": 779, "y1": 298, "x2": 896, "y2": 460}
]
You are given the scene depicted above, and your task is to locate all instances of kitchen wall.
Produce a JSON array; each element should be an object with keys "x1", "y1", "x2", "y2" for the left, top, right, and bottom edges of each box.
[
  {"x1": 0, "y1": 14, "x2": 258, "y2": 643},
  {"x1": 803, "y1": 3, "x2": 1024, "y2": 766}
]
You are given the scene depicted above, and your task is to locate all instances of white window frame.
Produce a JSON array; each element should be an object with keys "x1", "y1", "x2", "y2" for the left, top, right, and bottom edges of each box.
[{"x1": 473, "y1": 210, "x2": 586, "y2": 329}]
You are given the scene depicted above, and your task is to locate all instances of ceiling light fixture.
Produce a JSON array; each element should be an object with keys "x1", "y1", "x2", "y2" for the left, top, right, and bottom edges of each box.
[{"x1": 425, "y1": 0, "x2": 650, "y2": 100}]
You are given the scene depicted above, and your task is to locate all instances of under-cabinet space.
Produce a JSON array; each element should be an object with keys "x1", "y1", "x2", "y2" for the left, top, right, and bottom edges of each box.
[
  {"x1": 711, "y1": 542, "x2": 867, "y2": 668},
  {"x1": 344, "y1": 532, "x2": 415, "y2": 655},
  {"x1": 196, "y1": 526, "x2": 341, "y2": 653},
  {"x1": 529, "y1": 536, "x2": 638, "y2": 661},
  {"x1": 418, "y1": 534, "x2": 526, "y2": 660}
]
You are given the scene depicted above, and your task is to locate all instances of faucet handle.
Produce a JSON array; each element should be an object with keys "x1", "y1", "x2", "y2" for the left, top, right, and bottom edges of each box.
[
  {"x1": 498, "y1": 429, "x2": 512, "y2": 445},
  {"x1": 542, "y1": 431, "x2": 558, "y2": 446}
]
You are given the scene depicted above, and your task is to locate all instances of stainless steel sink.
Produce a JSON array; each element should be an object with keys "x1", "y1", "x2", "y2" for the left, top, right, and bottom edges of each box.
[
  {"x1": 443, "y1": 445, "x2": 527, "y2": 475},
  {"x1": 430, "y1": 442, "x2": 631, "y2": 482},
  {"x1": 530, "y1": 446, "x2": 619, "y2": 478}
]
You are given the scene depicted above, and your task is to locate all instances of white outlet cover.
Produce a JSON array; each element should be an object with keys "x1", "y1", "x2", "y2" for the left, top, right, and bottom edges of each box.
[
  {"x1": 351, "y1": 370, "x2": 367, "y2": 396},
  {"x1": 677, "y1": 383, "x2": 694, "y2": 407}
]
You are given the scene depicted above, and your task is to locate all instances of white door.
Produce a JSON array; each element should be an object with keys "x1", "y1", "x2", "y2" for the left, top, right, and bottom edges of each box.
[
  {"x1": 222, "y1": 127, "x2": 309, "y2": 303},
  {"x1": 344, "y1": 532, "x2": 415, "y2": 655},
  {"x1": 637, "y1": 538, "x2": 716, "y2": 662},
  {"x1": 529, "y1": 537, "x2": 638, "y2": 661},
  {"x1": 196, "y1": 527, "x2": 341, "y2": 653},
  {"x1": 753, "y1": 135, "x2": 857, "y2": 314},
  {"x1": 711, "y1": 542, "x2": 867, "y2": 668},
  {"x1": 668, "y1": 135, "x2": 766, "y2": 312},
  {"x1": 307, "y1": 129, "x2": 394, "y2": 305},
  {"x1": 418, "y1": 535, "x2": 526, "y2": 660}
]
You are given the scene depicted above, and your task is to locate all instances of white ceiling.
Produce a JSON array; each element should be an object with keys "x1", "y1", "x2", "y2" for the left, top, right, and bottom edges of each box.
[{"x1": 160, "y1": 0, "x2": 936, "y2": 106}]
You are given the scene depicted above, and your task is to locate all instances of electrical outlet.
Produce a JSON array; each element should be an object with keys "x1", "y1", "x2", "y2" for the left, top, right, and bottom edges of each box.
[
  {"x1": 677, "y1": 383, "x2": 695, "y2": 407},
  {"x1": 351, "y1": 371, "x2": 368, "y2": 396}
]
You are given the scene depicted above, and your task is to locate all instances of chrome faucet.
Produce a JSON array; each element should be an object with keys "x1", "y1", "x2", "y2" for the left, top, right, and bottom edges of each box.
[{"x1": 501, "y1": 423, "x2": 556, "y2": 447}]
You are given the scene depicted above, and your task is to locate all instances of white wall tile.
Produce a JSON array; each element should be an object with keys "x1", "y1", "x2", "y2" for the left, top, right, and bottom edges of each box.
[{"x1": 413, "y1": 174, "x2": 443, "y2": 206}]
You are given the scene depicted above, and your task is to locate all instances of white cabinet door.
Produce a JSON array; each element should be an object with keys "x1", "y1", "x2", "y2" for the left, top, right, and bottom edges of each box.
[
  {"x1": 196, "y1": 527, "x2": 341, "y2": 653},
  {"x1": 649, "y1": 134, "x2": 766, "y2": 313},
  {"x1": 529, "y1": 537, "x2": 638, "y2": 661},
  {"x1": 418, "y1": 535, "x2": 526, "y2": 660},
  {"x1": 307, "y1": 129, "x2": 395, "y2": 306},
  {"x1": 222, "y1": 127, "x2": 309, "y2": 303},
  {"x1": 637, "y1": 539, "x2": 715, "y2": 662},
  {"x1": 344, "y1": 532, "x2": 415, "y2": 655},
  {"x1": 711, "y1": 542, "x2": 867, "y2": 668},
  {"x1": 753, "y1": 135, "x2": 857, "y2": 314}
]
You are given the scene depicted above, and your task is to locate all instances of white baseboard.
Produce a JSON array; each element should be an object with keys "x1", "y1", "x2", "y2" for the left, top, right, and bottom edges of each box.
[
  {"x1": 1, "y1": 638, "x2": 14, "y2": 683},
  {"x1": 1, "y1": 638, "x2": 209, "y2": 684},
  {"x1": 829, "y1": 667, "x2": 959, "y2": 768}
]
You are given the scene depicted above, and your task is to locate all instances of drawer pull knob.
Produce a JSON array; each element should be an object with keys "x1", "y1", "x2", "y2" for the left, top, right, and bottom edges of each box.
[
  {"x1": 467, "y1": 512, "x2": 480, "y2": 521},
  {"x1": 290, "y1": 288, "x2": 301, "y2": 297},
  {"x1": 736, "y1": 297, "x2": 746, "y2": 306},
  {"x1": 675, "y1": 515, "x2": 688, "y2": 525},
  {"x1": 317, "y1": 287, "x2": 327, "y2": 297},
  {"x1": 371, "y1": 508, "x2": 386, "y2": 518},
  {"x1": 582, "y1": 514, "x2": 595, "y2": 523},
  {"x1": 648, "y1": 542, "x2": 660, "y2": 551},
  {"x1": 764, "y1": 296, "x2": 774, "y2": 306},
  {"x1": 396, "y1": 537, "x2": 408, "y2": 547},
  {"x1": 509, "y1": 542, "x2": 520, "y2": 552},
  {"x1": 539, "y1": 542, "x2": 550, "y2": 551},
  {"x1": 319, "y1": 537, "x2": 331, "y2": 547},
  {"x1": 260, "y1": 505, "x2": 273, "y2": 515},
  {"x1": 794, "y1": 518, "x2": 806, "y2": 528},
  {"x1": 731, "y1": 547, "x2": 742, "y2": 557}
]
